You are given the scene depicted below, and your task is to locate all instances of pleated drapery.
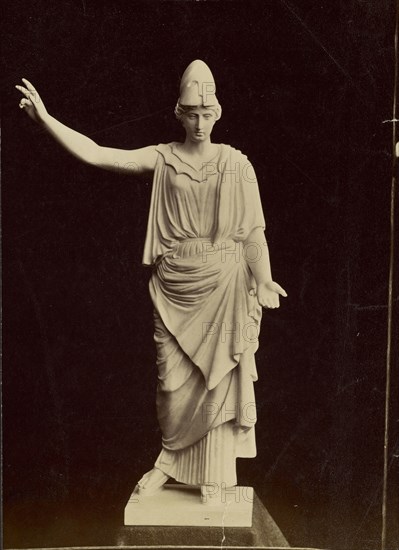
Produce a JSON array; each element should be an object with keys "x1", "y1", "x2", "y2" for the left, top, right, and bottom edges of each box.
[{"x1": 142, "y1": 142, "x2": 266, "y2": 486}]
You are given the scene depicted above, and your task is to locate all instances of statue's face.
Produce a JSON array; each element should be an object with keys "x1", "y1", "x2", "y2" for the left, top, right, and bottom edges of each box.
[{"x1": 181, "y1": 106, "x2": 217, "y2": 143}]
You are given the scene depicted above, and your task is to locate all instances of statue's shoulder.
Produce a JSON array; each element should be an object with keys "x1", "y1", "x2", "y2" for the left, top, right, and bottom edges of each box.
[
  {"x1": 218, "y1": 143, "x2": 249, "y2": 164},
  {"x1": 154, "y1": 142, "x2": 175, "y2": 156}
]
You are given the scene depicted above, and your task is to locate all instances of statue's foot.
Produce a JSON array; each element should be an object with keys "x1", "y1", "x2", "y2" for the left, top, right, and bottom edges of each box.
[
  {"x1": 136, "y1": 467, "x2": 170, "y2": 496},
  {"x1": 200, "y1": 483, "x2": 223, "y2": 506}
]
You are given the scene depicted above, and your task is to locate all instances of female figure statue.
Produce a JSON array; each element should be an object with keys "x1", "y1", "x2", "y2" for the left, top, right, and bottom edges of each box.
[{"x1": 16, "y1": 60, "x2": 287, "y2": 505}]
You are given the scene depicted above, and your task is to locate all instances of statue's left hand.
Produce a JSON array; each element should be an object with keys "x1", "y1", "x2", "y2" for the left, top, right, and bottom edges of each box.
[{"x1": 253, "y1": 281, "x2": 287, "y2": 309}]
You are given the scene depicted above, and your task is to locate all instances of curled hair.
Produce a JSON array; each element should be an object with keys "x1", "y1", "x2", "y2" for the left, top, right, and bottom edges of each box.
[{"x1": 174, "y1": 101, "x2": 222, "y2": 121}]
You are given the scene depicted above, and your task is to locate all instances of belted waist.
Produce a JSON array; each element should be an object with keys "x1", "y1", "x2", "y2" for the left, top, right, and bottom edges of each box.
[
  {"x1": 176, "y1": 237, "x2": 214, "y2": 244},
  {"x1": 169, "y1": 237, "x2": 241, "y2": 260},
  {"x1": 173, "y1": 236, "x2": 238, "y2": 245}
]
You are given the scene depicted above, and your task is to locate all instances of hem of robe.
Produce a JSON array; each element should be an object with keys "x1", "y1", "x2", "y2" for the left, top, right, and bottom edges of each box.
[{"x1": 154, "y1": 420, "x2": 256, "y2": 487}]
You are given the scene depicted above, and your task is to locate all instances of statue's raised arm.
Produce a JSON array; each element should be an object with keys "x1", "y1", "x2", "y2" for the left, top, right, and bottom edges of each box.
[{"x1": 15, "y1": 78, "x2": 157, "y2": 174}]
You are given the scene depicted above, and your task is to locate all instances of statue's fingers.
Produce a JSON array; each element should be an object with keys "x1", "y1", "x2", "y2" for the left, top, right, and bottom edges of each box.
[
  {"x1": 22, "y1": 78, "x2": 37, "y2": 92},
  {"x1": 265, "y1": 294, "x2": 280, "y2": 308},
  {"x1": 20, "y1": 81, "x2": 41, "y2": 105},
  {"x1": 261, "y1": 299, "x2": 273, "y2": 309},
  {"x1": 19, "y1": 98, "x2": 33, "y2": 109},
  {"x1": 273, "y1": 283, "x2": 287, "y2": 297},
  {"x1": 16, "y1": 85, "x2": 37, "y2": 105},
  {"x1": 15, "y1": 85, "x2": 30, "y2": 97}
]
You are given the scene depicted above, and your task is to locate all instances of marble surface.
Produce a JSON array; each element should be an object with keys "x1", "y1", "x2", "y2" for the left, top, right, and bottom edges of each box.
[
  {"x1": 119, "y1": 484, "x2": 290, "y2": 547},
  {"x1": 124, "y1": 484, "x2": 254, "y2": 527}
]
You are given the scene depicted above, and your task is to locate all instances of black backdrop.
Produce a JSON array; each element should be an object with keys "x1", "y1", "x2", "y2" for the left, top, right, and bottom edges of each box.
[{"x1": 2, "y1": 1, "x2": 398, "y2": 549}]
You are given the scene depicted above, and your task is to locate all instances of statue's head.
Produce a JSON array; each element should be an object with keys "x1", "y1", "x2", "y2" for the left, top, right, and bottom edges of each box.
[{"x1": 174, "y1": 60, "x2": 222, "y2": 122}]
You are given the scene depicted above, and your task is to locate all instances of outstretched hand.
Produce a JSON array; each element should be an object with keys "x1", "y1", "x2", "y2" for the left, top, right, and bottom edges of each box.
[
  {"x1": 15, "y1": 78, "x2": 48, "y2": 124},
  {"x1": 251, "y1": 281, "x2": 287, "y2": 309}
]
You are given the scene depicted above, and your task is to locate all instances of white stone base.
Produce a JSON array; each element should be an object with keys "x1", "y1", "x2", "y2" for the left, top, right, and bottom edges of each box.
[{"x1": 124, "y1": 484, "x2": 254, "y2": 527}]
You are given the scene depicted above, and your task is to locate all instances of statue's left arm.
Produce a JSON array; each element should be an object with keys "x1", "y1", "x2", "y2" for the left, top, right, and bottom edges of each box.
[{"x1": 243, "y1": 227, "x2": 287, "y2": 309}]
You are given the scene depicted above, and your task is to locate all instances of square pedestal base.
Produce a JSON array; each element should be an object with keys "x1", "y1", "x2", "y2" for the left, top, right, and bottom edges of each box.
[
  {"x1": 124, "y1": 484, "x2": 253, "y2": 527},
  {"x1": 119, "y1": 484, "x2": 290, "y2": 547}
]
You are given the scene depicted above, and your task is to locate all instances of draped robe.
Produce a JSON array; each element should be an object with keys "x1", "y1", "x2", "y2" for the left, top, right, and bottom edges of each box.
[{"x1": 142, "y1": 142, "x2": 266, "y2": 487}]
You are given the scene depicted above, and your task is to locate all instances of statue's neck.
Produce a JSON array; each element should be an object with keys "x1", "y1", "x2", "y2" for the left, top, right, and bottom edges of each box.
[{"x1": 181, "y1": 138, "x2": 214, "y2": 157}]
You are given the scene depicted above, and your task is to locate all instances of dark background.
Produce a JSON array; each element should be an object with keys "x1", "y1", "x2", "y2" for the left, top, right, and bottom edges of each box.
[{"x1": 2, "y1": 1, "x2": 398, "y2": 548}]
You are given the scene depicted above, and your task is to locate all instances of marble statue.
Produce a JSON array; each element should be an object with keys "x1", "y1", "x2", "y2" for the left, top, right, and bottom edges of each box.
[{"x1": 16, "y1": 60, "x2": 287, "y2": 506}]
